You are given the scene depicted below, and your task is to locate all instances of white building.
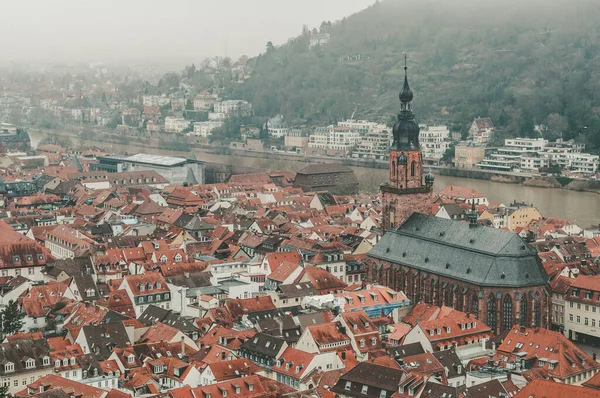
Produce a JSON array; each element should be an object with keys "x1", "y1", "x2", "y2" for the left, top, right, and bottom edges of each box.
[
  {"x1": 478, "y1": 137, "x2": 599, "y2": 175},
  {"x1": 353, "y1": 128, "x2": 391, "y2": 160},
  {"x1": 308, "y1": 126, "x2": 361, "y2": 152},
  {"x1": 192, "y1": 121, "x2": 223, "y2": 138},
  {"x1": 164, "y1": 117, "x2": 190, "y2": 133},
  {"x1": 419, "y1": 125, "x2": 451, "y2": 160},
  {"x1": 214, "y1": 100, "x2": 253, "y2": 116},
  {"x1": 468, "y1": 117, "x2": 495, "y2": 145}
]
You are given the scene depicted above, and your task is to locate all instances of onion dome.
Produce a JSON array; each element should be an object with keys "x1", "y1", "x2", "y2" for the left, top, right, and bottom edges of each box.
[
  {"x1": 399, "y1": 67, "x2": 413, "y2": 103},
  {"x1": 425, "y1": 172, "x2": 435, "y2": 186}
]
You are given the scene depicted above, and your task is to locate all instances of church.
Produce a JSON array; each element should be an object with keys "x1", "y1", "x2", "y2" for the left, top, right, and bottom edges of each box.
[{"x1": 367, "y1": 63, "x2": 550, "y2": 334}]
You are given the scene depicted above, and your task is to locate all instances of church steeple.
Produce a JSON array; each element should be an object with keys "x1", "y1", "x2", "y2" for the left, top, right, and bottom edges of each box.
[
  {"x1": 399, "y1": 55, "x2": 413, "y2": 104},
  {"x1": 381, "y1": 56, "x2": 434, "y2": 231},
  {"x1": 391, "y1": 55, "x2": 420, "y2": 150}
]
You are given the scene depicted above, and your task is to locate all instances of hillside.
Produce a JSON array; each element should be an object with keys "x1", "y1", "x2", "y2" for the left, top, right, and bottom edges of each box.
[{"x1": 223, "y1": 0, "x2": 600, "y2": 149}]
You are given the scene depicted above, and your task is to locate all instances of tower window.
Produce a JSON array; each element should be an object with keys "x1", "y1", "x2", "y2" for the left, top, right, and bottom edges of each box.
[{"x1": 411, "y1": 161, "x2": 416, "y2": 177}]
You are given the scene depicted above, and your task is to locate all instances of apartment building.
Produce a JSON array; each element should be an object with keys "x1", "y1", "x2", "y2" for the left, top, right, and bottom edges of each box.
[
  {"x1": 565, "y1": 275, "x2": 600, "y2": 344},
  {"x1": 419, "y1": 125, "x2": 451, "y2": 160},
  {"x1": 164, "y1": 117, "x2": 190, "y2": 133}
]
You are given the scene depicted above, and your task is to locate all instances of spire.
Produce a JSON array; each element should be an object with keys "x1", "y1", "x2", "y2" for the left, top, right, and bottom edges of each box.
[
  {"x1": 399, "y1": 54, "x2": 413, "y2": 103},
  {"x1": 468, "y1": 195, "x2": 478, "y2": 227},
  {"x1": 391, "y1": 54, "x2": 419, "y2": 150}
]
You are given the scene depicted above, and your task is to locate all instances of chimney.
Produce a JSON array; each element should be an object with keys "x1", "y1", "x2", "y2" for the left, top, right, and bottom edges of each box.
[
  {"x1": 181, "y1": 336, "x2": 185, "y2": 356},
  {"x1": 221, "y1": 352, "x2": 226, "y2": 360}
]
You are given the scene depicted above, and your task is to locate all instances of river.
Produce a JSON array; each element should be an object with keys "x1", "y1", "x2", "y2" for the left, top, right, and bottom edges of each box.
[{"x1": 30, "y1": 131, "x2": 600, "y2": 227}]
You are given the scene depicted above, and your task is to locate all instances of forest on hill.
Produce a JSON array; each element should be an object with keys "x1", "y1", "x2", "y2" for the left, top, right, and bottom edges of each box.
[{"x1": 217, "y1": 0, "x2": 600, "y2": 150}]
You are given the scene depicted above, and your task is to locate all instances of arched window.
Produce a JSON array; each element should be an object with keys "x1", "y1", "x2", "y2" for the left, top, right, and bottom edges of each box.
[
  {"x1": 445, "y1": 286, "x2": 453, "y2": 307},
  {"x1": 520, "y1": 295, "x2": 528, "y2": 327},
  {"x1": 488, "y1": 294, "x2": 497, "y2": 332},
  {"x1": 502, "y1": 295, "x2": 513, "y2": 332},
  {"x1": 392, "y1": 161, "x2": 396, "y2": 177},
  {"x1": 411, "y1": 161, "x2": 416, "y2": 177},
  {"x1": 471, "y1": 293, "x2": 479, "y2": 318},
  {"x1": 533, "y1": 298, "x2": 541, "y2": 327}
]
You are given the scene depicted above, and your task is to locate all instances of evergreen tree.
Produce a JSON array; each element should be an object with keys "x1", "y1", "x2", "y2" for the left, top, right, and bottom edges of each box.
[{"x1": 2, "y1": 300, "x2": 25, "y2": 336}]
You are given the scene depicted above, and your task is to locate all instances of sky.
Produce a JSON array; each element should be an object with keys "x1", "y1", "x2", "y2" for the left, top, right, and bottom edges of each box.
[{"x1": 0, "y1": 0, "x2": 375, "y2": 65}]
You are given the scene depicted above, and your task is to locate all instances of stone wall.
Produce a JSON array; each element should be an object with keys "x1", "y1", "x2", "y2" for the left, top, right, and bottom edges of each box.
[{"x1": 366, "y1": 259, "x2": 550, "y2": 335}]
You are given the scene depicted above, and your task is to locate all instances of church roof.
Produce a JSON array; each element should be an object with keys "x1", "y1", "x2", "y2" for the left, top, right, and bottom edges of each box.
[{"x1": 368, "y1": 213, "x2": 548, "y2": 288}]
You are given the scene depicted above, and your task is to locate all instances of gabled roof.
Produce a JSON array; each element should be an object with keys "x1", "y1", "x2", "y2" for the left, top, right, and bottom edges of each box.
[
  {"x1": 240, "y1": 332, "x2": 286, "y2": 359},
  {"x1": 518, "y1": 379, "x2": 600, "y2": 398},
  {"x1": 331, "y1": 362, "x2": 404, "y2": 394}
]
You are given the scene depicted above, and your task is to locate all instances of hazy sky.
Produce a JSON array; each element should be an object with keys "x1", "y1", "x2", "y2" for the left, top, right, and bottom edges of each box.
[{"x1": 1, "y1": 0, "x2": 374, "y2": 65}]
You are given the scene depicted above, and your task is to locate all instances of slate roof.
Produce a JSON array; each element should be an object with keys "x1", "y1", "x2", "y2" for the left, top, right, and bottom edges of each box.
[
  {"x1": 50, "y1": 257, "x2": 100, "y2": 301},
  {"x1": 0, "y1": 338, "x2": 51, "y2": 376},
  {"x1": 80, "y1": 323, "x2": 131, "y2": 360},
  {"x1": 240, "y1": 332, "x2": 286, "y2": 359},
  {"x1": 138, "y1": 305, "x2": 199, "y2": 335},
  {"x1": 369, "y1": 213, "x2": 549, "y2": 287},
  {"x1": 331, "y1": 362, "x2": 404, "y2": 395},
  {"x1": 388, "y1": 342, "x2": 426, "y2": 359}
]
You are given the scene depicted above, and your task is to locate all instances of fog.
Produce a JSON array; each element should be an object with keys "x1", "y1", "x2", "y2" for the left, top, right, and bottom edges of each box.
[{"x1": 0, "y1": 0, "x2": 374, "y2": 65}]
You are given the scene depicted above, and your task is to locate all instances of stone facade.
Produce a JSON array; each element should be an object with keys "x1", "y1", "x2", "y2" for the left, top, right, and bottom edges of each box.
[
  {"x1": 367, "y1": 260, "x2": 549, "y2": 334},
  {"x1": 381, "y1": 187, "x2": 434, "y2": 231}
]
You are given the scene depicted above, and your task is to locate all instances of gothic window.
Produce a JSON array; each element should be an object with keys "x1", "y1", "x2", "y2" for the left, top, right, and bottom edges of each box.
[
  {"x1": 533, "y1": 298, "x2": 541, "y2": 327},
  {"x1": 502, "y1": 295, "x2": 513, "y2": 332},
  {"x1": 445, "y1": 287, "x2": 453, "y2": 307},
  {"x1": 471, "y1": 293, "x2": 479, "y2": 318},
  {"x1": 392, "y1": 161, "x2": 396, "y2": 177},
  {"x1": 411, "y1": 161, "x2": 416, "y2": 177},
  {"x1": 520, "y1": 295, "x2": 528, "y2": 327},
  {"x1": 488, "y1": 294, "x2": 497, "y2": 332},
  {"x1": 455, "y1": 291, "x2": 463, "y2": 312}
]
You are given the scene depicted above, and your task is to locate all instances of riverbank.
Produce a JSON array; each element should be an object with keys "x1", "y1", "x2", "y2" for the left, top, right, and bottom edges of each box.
[
  {"x1": 31, "y1": 128, "x2": 600, "y2": 193},
  {"x1": 28, "y1": 129, "x2": 600, "y2": 225}
]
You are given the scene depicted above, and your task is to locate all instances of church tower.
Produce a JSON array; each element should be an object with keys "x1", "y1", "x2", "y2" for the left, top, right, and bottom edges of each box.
[{"x1": 381, "y1": 58, "x2": 435, "y2": 230}]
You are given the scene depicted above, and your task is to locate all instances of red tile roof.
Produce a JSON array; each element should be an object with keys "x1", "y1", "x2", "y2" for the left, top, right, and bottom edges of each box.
[
  {"x1": 498, "y1": 326, "x2": 599, "y2": 380},
  {"x1": 516, "y1": 379, "x2": 600, "y2": 398},
  {"x1": 15, "y1": 375, "x2": 106, "y2": 398},
  {"x1": 272, "y1": 347, "x2": 316, "y2": 378}
]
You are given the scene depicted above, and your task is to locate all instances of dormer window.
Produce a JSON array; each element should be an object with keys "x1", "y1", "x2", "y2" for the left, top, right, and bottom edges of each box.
[
  {"x1": 436, "y1": 328, "x2": 441, "y2": 335},
  {"x1": 37, "y1": 254, "x2": 44, "y2": 261},
  {"x1": 62, "y1": 358, "x2": 68, "y2": 367},
  {"x1": 128, "y1": 355, "x2": 135, "y2": 364},
  {"x1": 25, "y1": 255, "x2": 33, "y2": 262},
  {"x1": 4, "y1": 363, "x2": 13, "y2": 372},
  {"x1": 25, "y1": 359, "x2": 35, "y2": 369},
  {"x1": 13, "y1": 256, "x2": 20, "y2": 263},
  {"x1": 55, "y1": 360, "x2": 61, "y2": 367},
  {"x1": 70, "y1": 358, "x2": 76, "y2": 365},
  {"x1": 371, "y1": 337, "x2": 377, "y2": 346},
  {"x1": 155, "y1": 282, "x2": 161, "y2": 289},
  {"x1": 429, "y1": 330, "x2": 434, "y2": 337},
  {"x1": 446, "y1": 327, "x2": 451, "y2": 333},
  {"x1": 360, "y1": 339, "x2": 365, "y2": 348}
]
